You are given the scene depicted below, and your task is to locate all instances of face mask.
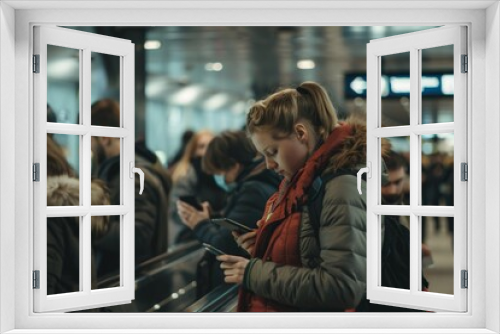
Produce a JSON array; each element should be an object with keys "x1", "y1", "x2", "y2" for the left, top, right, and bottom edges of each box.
[{"x1": 214, "y1": 174, "x2": 237, "y2": 192}]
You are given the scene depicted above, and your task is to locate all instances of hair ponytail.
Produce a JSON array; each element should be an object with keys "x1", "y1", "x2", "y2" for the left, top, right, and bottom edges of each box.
[{"x1": 246, "y1": 81, "x2": 338, "y2": 141}]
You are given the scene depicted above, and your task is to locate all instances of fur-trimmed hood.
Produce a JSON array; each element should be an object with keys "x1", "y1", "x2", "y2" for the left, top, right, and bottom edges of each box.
[
  {"x1": 47, "y1": 175, "x2": 110, "y2": 238},
  {"x1": 324, "y1": 117, "x2": 367, "y2": 175}
]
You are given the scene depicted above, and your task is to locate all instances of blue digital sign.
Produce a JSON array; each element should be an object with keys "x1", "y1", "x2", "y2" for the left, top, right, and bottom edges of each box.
[{"x1": 344, "y1": 73, "x2": 454, "y2": 98}]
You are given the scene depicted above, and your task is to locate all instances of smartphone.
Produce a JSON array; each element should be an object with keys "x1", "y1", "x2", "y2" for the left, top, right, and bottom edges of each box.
[
  {"x1": 202, "y1": 243, "x2": 227, "y2": 257},
  {"x1": 179, "y1": 195, "x2": 203, "y2": 211},
  {"x1": 211, "y1": 218, "x2": 253, "y2": 234}
]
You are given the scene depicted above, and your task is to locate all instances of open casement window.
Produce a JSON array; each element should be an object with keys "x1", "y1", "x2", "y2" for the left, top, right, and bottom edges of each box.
[
  {"x1": 33, "y1": 26, "x2": 138, "y2": 312},
  {"x1": 366, "y1": 25, "x2": 467, "y2": 312}
]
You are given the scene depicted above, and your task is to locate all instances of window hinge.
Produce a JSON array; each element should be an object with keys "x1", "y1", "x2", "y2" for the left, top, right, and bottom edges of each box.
[
  {"x1": 33, "y1": 270, "x2": 40, "y2": 289},
  {"x1": 33, "y1": 54, "x2": 40, "y2": 73},
  {"x1": 461, "y1": 162, "x2": 468, "y2": 181},
  {"x1": 33, "y1": 163, "x2": 40, "y2": 182},
  {"x1": 461, "y1": 270, "x2": 468, "y2": 289},
  {"x1": 461, "y1": 54, "x2": 468, "y2": 73}
]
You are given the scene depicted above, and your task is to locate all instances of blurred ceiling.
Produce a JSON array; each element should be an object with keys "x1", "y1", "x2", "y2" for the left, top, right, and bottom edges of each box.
[{"x1": 58, "y1": 25, "x2": 453, "y2": 125}]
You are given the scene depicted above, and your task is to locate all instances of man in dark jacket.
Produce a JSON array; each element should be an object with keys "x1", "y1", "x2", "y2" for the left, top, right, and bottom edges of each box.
[{"x1": 91, "y1": 99, "x2": 172, "y2": 278}]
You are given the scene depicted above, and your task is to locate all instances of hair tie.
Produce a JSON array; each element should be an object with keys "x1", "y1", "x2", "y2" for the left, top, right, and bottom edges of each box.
[{"x1": 296, "y1": 86, "x2": 308, "y2": 95}]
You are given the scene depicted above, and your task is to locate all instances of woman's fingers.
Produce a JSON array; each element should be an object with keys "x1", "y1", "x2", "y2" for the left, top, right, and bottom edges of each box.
[
  {"x1": 238, "y1": 231, "x2": 257, "y2": 243},
  {"x1": 218, "y1": 257, "x2": 249, "y2": 285}
]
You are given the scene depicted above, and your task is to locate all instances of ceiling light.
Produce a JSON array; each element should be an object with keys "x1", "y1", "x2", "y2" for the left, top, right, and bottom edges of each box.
[
  {"x1": 171, "y1": 85, "x2": 204, "y2": 106},
  {"x1": 297, "y1": 59, "x2": 315, "y2": 70},
  {"x1": 203, "y1": 93, "x2": 230, "y2": 110},
  {"x1": 144, "y1": 40, "x2": 162, "y2": 50},
  {"x1": 205, "y1": 62, "x2": 224, "y2": 71}
]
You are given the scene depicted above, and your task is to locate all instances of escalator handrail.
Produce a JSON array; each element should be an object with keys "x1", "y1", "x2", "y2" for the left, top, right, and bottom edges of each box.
[
  {"x1": 97, "y1": 240, "x2": 202, "y2": 289},
  {"x1": 183, "y1": 284, "x2": 239, "y2": 312}
]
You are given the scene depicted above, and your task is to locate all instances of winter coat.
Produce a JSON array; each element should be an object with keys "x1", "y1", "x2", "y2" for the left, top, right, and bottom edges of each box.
[
  {"x1": 95, "y1": 145, "x2": 172, "y2": 277},
  {"x1": 192, "y1": 159, "x2": 281, "y2": 290},
  {"x1": 238, "y1": 122, "x2": 367, "y2": 312},
  {"x1": 47, "y1": 175, "x2": 108, "y2": 294}
]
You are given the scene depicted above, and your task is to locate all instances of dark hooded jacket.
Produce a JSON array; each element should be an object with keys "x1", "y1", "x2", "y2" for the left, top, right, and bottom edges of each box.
[
  {"x1": 239, "y1": 121, "x2": 367, "y2": 312},
  {"x1": 193, "y1": 158, "x2": 281, "y2": 292},
  {"x1": 95, "y1": 144, "x2": 172, "y2": 277}
]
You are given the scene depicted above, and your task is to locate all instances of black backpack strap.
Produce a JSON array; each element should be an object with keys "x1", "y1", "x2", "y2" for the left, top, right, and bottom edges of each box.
[{"x1": 307, "y1": 169, "x2": 361, "y2": 230}]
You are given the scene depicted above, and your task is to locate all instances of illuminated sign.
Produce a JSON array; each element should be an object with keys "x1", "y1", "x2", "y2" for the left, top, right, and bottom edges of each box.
[{"x1": 344, "y1": 73, "x2": 454, "y2": 98}]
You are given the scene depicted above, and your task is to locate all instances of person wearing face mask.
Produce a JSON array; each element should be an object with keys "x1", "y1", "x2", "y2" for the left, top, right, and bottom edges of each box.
[
  {"x1": 217, "y1": 82, "x2": 368, "y2": 312},
  {"x1": 168, "y1": 130, "x2": 227, "y2": 245},
  {"x1": 176, "y1": 131, "x2": 280, "y2": 292}
]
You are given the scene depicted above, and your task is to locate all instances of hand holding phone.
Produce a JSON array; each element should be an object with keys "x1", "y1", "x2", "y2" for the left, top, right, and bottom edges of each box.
[
  {"x1": 179, "y1": 195, "x2": 203, "y2": 211},
  {"x1": 211, "y1": 218, "x2": 253, "y2": 234},
  {"x1": 202, "y1": 243, "x2": 227, "y2": 257}
]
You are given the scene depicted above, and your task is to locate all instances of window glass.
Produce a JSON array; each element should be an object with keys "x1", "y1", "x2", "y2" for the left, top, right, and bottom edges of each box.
[{"x1": 47, "y1": 44, "x2": 80, "y2": 125}]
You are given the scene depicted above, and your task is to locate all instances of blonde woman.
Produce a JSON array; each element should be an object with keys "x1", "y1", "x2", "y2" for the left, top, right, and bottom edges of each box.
[
  {"x1": 218, "y1": 82, "x2": 368, "y2": 312},
  {"x1": 169, "y1": 130, "x2": 227, "y2": 245}
]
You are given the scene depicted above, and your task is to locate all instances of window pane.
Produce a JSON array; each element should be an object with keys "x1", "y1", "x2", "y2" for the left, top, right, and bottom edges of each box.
[
  {"x1": 47, "y1": 216, "x2": 81, "y2": 295},
  {"x1": 421, "y1": 133, "x2": 454, "y2": 206},
  {"x1": 421, "y1": 45, "x2": 454, "y2": 124},
  {"x1": 381, "y1": 136, "x2": 410, "y2": 205},
  {"x1": 381, "y1": 215, "x2": 410, "y2": 291},
  {"x1": 91, "y1": 136, "x2": 121, "y2": 205},
  {"x1": 91, "y1": 52, "x2": 121, "y2": 127},
  {"x1": 47, "y1": 44, "x2": 80, "y2": 125},
  {"x1": 47, "y1": 134, "x2": 80, "y2": 205},
  {"x1": 421, "y1": 216, "x2": 454, "y2": 295},
  {"x1": 92, "y1": 215, "x2": 120, "y2": 287},
  {"x1": 381, "y1": 52, "x2": 410, "y2": 127}
]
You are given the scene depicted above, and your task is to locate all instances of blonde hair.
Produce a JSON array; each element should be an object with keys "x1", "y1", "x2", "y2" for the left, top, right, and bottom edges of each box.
[
  {"x1": 246, "y1": 82, "x2": 338, "y2": 142},
  {"x1": 47, "y1": 175, "x2": 110, "y2": 239},
  {"x1": 172, "y1": 130, "x2": 213, "y2": 183}
]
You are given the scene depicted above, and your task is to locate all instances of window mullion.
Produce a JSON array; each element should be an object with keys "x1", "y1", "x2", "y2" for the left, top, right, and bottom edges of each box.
[
  {"x1": 82, "y1": 47, "x2": 92, "y2": 294},
  {"x1": 409, "y1": 47, "x2": 420, "y2": 294}
]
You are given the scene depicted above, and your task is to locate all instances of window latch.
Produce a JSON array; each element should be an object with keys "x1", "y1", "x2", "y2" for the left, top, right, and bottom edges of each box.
[
  {"x1": 357, "y1": 162, "x2": 371, "y2": 195},
  {"x1": 129, "y1": 162, "x2": 144, "y2": 195}
]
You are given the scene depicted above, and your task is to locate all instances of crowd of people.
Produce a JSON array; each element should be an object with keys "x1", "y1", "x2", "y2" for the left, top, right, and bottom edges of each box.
[{"x1": 46, "y1": 81, "x2": 454, "y2": 312}]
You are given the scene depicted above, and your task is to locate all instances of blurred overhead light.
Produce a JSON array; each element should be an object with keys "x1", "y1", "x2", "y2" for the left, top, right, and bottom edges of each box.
[
  {"x1": 144, "y1": 40, "x2": 162, "y2": 50},
  {"x1": 171, "y1": 85, "x2": 204, "y2": 106},
  {"x1": 48, "y1": 59, "x2": 79, "y2": 80},
  {"x1": 203, "y1": 93, "x2": 230, "y2": 110},
  {"x1": 205, "y1": 62, "x2": 223, "y2": 71},
  {"x1": 297, "y1": 59, "x2": 315, "y2": 70},
  {"x1": 231, "y1": 101, "x2": 246, "y2": 115}
]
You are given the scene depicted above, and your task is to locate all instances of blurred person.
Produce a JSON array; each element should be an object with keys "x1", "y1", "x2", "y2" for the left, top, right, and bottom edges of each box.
[
  {"x1": 46, "y1": 135, "x2": 110, "y2": 295},
  {"x1": 90, "y1": 99, "x2": 172, "y2": 278},
  {"x1": 381, "y1": 150, "x2": 409, "y2": 206},
  {"x1": 176, "y1": 131, "x2": 280, "y2": 293},
  {"x1": 381, "y1": 150, "x2": 433, "y2": 269},
  {"x1": 219, "y1": 82, "x2": 368, "y2": 312},
  {"x1": 169, "y1": 130, "x2": 227, "y2": 245},
  {"x1": 167, "y1": 129, "x2": 195, "y2": 173},
  {"x1": 422, "y1": 153, "x2": 446, "y2": 241}
]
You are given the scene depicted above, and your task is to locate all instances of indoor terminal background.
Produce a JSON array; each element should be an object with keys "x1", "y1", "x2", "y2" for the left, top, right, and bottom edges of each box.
[{"x1": 47, "y1": 26, "x2": 454, "y2": 310}]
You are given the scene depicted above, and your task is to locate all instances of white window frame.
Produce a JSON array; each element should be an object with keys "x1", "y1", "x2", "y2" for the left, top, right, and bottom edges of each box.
[
  {"x1": 366, "y1": 26, "x2": 468, "y2": 312},
  {"x1": 1, "y1": 1, "x2": 499, "y2": 333},
  {"x1": 33, "y1": 25, "x2": 136, "y2": 312}
]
